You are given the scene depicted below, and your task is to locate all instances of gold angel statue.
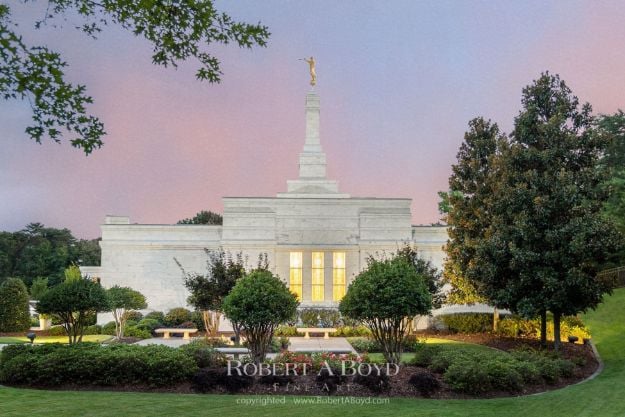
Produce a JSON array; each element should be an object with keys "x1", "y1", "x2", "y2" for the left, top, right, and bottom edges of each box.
[{"x1": 301, "y1": 56, "x2": 316, "y2": 86}]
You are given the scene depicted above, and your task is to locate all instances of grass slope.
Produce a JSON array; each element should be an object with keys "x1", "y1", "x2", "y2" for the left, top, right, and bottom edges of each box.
[{"x1": 1, "y1": 289, "x2": 625, "y2": 417}]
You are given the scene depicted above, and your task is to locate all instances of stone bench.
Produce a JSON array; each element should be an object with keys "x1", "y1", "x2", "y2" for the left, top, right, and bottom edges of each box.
[
  {"x1": 296, "y1": 327, "x2": 338, "y2": 339},
  {"x1": 215, "y1": 347, "x2": 251, "y2": 359},
  {"x1": 154, "y1": 328, "x2": 198, "y2": 340}
]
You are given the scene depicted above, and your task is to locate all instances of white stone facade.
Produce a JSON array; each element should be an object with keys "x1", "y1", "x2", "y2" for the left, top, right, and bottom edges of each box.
[{"x1": 83, "y1": 90, "x2": 448, "y2": 322}]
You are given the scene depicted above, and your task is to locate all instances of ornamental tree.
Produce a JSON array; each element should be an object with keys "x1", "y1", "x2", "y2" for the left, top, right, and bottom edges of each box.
[
  {"x1": 339, "y1": 256, "x2": 432, "y2": 364},
  {"x1": 223, "y1": 270, "x2": 298, "y2": 364},
  {"x1": 37, "y1": 278, "x2": 109, "y2": 343},
  {"x1": 177, "y1": 249, "x2": 245, "y2": 338},
  {"x1": 177, "y1": 211, "x2": 223, "y2": 225},
  {"x1": 106, "y1": 286, "x2": 147, "y2": 339},
  {"x1": 0, "y1": 278, "x2": 31, "y2": 332}
]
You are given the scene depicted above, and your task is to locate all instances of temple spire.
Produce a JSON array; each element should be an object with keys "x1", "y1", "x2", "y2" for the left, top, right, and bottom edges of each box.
[{"x1": 277, "y1": 90, "x2": 349, "y2": 198}]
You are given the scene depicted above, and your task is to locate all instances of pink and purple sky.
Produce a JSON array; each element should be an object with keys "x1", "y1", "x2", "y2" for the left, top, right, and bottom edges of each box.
[{"x1": 2, "y1": 1, "x2": 625, "y2": 239}]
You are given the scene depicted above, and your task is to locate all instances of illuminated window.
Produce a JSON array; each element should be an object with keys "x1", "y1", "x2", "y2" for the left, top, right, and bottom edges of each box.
[
  {"x1": 333, "y1": 252, "x2": 346, "y2": 301},
  {"x1": 311, "y1": 252, "x2": 324, "y2": 301},
  {"x1": 289, "y1": 252, "x2": 303, "y2": 300}
]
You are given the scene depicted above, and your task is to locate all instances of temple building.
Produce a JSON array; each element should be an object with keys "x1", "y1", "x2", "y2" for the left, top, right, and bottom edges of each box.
[{"x1": 82, "y1": 89, "x2": 447, "y2": 320}]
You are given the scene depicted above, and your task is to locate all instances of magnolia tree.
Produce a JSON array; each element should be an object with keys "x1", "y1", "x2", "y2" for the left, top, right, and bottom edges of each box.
[
  {"x1": 339, "y1": 256, "x2": 432, "y2": 364},
  {"x1": 106, "y1": 286, "x2": 147, "y2": 339},
  {"x1": 37, "y1": 278, "x2": 109, "y2": 343},
  {"x1": 223, "y1": 270, "x2": 298, "y2": 364}
]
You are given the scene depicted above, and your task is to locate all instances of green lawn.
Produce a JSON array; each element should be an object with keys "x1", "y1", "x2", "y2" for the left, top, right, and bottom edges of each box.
[
  {"x1": 1, "y1": 290, "x2": 625, "y2": 416},
  {"x1": 367, "y1": 337, "x2": 495, "y2": 363},
  {"x1": 0, "y1": 335, "x2": 113, "y2": 344}
]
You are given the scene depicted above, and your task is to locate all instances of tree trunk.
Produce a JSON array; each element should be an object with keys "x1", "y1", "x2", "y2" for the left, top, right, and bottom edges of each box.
[
  {"x1": 493, "y1": 308, "x2": 499, "y2": 332},
  {"x1": 540, "y1": 310, "x2": 547, "y2": 348},
  {"x1": 553, "y1": 311, "x2": 561, "y2": 352}
]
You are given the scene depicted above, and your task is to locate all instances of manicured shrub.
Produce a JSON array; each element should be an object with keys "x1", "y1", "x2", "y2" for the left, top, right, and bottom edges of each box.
[
  {"x1": 0, "y1": 278, "x2": 31, "y2": 332},
  {"x1": 408, "y1": 370, "x2": 441, "y2": 397},
  {"x1": 101, "y1": 321, "x2": 116, "y2": 336},
  {"x1": 124, "y1": 325, "x2": 151, "y2": 339},
  {"x1": 274, "y1": 325, "x2": 298, "y2": 337},
  {"x1": 0, "y1": 344, "x2": 197, "y2": 387},
  {"x1": 443, "y1": 359, "x2": 491, "y2": 394},
  {"x1": 136, "y1": 318, "x2": 161, "y2": 333},
  {"x1": 177, "y1": 321, "x2": 196, "y2": 329},
  {"x1": 347, "y1": 337, "x2": 380, "y2": 353},
  {"x1": 47, "y1": 325, "x2": 67, "y2": 336},
  {"x1": 83, "y1": 325, "x2": 102, "y2": 335},
  {"x1": 191, "y1": 367, "x2": 253, "y2": 393},
  {"x1": 124, "y1": 310, "x2": 144, "y2": 322},
  {"x1": 353, "y1": 369, "x2": 390, "y2": 393},
  {"x1": 410, "y1": 344, "x2": 443, "y2": 367},
  {"x1": 143, "y1": 311, "x2": 165, "y2": 323},
  {"x1": 318, "y1": 310, "x2": 341, "y2": 328},
  {"x1": 340, "y1": 256, "x2": 432, "y2": 364},
  {"x1": 180, "y1": 340, "x2": 227, "y2": 368},
  {"x1": 299, "y1": 308, "x2": 320, "y2": 327},
  {"x1": 316, "y1": 367, "x2": 345, "y2": 394},
  {"x1": 223, "y1": 270, "x2": 298, "y2": 364},
  {"x1": 165, "y1": 308, "x2": 193, "y2": 326},
  {"x1": 439, "y1": 313, "x2": 493, "y2": 334},
  {"x1": 334, "y1": 325, "x2": 372, "y2": 337},
  {"x1": 429, "y1": 350, "x2": 468, "y2": 373}
]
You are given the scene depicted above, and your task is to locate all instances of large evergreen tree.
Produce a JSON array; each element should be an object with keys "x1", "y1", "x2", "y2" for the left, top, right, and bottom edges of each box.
[
  {"x1": 442, "y1": 118, "x2": 505, "y2": 306},
  {"x1": 468, "y1": 73, "x2": 623, "y2": 350}
]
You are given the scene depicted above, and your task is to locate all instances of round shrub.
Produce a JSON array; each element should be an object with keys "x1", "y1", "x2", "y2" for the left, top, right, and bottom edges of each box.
[
  {"x1": 165, "y1": 308, "x2": 193, "y2": 326},
  {"x1": 123, "y1": 310, "x2": 144, "y2": 322},
  {"x1": 443, "y1": 359, "x2": 491, "y2": 394},
  {"x1": 408, "y1": 370, "x2": 441, "y2": 397},
  {"x1": 144, "y1": 311, "x2": 165, "y2": 323},
  {"x1": 136, "y1": 318, "x2": 161, "y2": 333},
  {"x1": 47, "y1": 325, "x2": 67, "y2": 336},
  {"x1": 353, "y1": 369, "x2": 390, "y2": 393},
  {"x1": 83, "y1": 325, "x2": 102, "y2": 335},
  {"x1": 347, "y1": 337, "x2": 380, "y2": 353},
  {"x1": 124, "y1": 325, "x2": 151, "y2": 339},
  {"x1": 180, "y1": 341, "x2": 227, "y2": 368},
  {"x1": 101, "y1": 321, "x2": 117, "y2": 336}
]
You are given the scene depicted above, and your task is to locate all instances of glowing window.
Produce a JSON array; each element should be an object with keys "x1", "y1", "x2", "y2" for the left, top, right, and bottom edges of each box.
[
  {"x1": 289, "y1": 252, "x2": 303, "y2": 300},
  {"x1": 311, "y1": 252, "x2": 324, "y2": 301},
  {"x1": 333, "y1": 252, "x2": 346, "y2": 301}
]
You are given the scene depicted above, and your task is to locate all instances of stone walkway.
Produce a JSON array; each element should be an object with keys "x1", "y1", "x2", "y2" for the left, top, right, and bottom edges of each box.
[{"x1": 134, "y1": 336, "x2": 356, "y2": 354}]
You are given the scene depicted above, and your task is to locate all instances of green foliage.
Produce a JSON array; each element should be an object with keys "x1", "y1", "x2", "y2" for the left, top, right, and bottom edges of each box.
[
  {"x1": 101, "y1": 321, "x2": 116, "y2": 336},
  {"x1": 36, "y1": 278, "x2": 109, "y2": 343},
  {"x1": 395, "y1": 245, "x2": 446, "y2": 308},
  {"x1": 1, "y1": 1, "x2": 269, "y2": 153},
  {"x1": 177, "y1": 211, "x2": 223, "y2": 225},
  {"x1": 347, "y1": 337, "x2": 380, "y2": 353},
  {"x1": 0, "y1": 344, "x2": 197, "y2": 387},
  {"x1": 445, "y1": 73, "x2": 625, "y2": 349},
  {"x1": 177, "y1": 248, "x2": 246, "y2": 336},
  {"x1": 439, "y1": 313, "x2": 495, "y2": 334},
  {"x1": 274, "y1": 325, "x2": 298, "y2": 337},
  {"x1": 299, "y1": 308, "x2": 321, "y2": 327},
  {"x1": 47, "y1": 325, "x2": 67, "y2": 336},
  {"x1": 496, "y1": 314, "x2": 591, "y2": 342},
  {"x1": 144, "y1": 311, "x2": 165, "y2": 323},
  {"x1": 164, "y1": 308, "x2": 193, "y2": 327},
  {"x1": 223, "y1": 269, "x2": 298, "y2": 363},
  {"x1": 106, "y1": 286, "x2": 147, "y2": 339},
  {"x1": 0, "y1": 223, "x2": 101, "y2": 287},
  {"x1": 339, "y1": 255, "x2": 432, "y2": 364},
  {"x1": 0, "y1": 278, "x2": 31, "y2": 332},
  {"x1": 123, "y1": 325, "x2": 151, "y2": 339},
  {"x1": 333, "y1": 325, "x2": 372, "y2": 337},
  {"x1": 29, "y1": 277, "x2": 48, "y2": 300},
  {"x1": 179, "y1": 340, "x2": 227, "y2": 368},
  {"x1": 83, "y1": 324, "x2": 102, "y2": 335},
  {"x1": 63, "y1": 265, "x2": 82, "y2": 283}
]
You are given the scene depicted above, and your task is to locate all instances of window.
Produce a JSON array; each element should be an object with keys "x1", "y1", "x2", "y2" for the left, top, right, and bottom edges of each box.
[
  {"x1": 311, "y1": 252, "x2": 324, "y2": 301},
  {"x1": 289, "y1": 252, "x2": 303, "y2": 300},
  {"x1": 333, "y1": 252, "x2": 346, "y2": 301}
]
